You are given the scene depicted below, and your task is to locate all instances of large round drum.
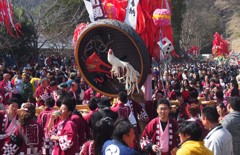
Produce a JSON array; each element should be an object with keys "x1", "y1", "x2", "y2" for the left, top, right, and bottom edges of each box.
[{"x1": 75, "y1": 19, "x2": 150, "y2": 97}]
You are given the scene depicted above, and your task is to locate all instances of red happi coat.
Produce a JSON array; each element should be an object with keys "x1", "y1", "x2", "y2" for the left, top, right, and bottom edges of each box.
[
  {"x1": 127, "y1": 99, "x2": 149, "y2": 123},
  {"x1": 83, "y1": 109, "x2": 97, "y2": 125},
  {"x1": 17, "y1": 120, "x2": 44, "y2": 154},
  {"x1": 176, "y1": 102, "x2": 189, "y2": 122},
  {"x1": 126, "y1": 99, "x2": 149, "y2": 151},
  {"x1": 71, "y1": 113, "x2": 91, "y2": 151},
  {"x1": 37, "y1": 108, "x2": 55, "y2": 129},
  {"x1": 145, "y1": 100, "x2": 159, "y2": 121},
  {"x1": 83, "y1": 87, "x2": 102, "y2": 101},
  {"x1": 51, "y1": 118, "x2": 79, "y2": 155},
  {"x1": 0, "y1": 110, "x2": 19, "y2": 154},
  {"x1": 0, "y1": 80, "x2": 12, "y2": 105},
  {"x1": 35, "y1": 85, "x2": 52, "y2": 107},
  {"x1": 1, "y1": 119, "x2": 44, "y2": 155},
  {"x1": 80, "y1": 140, "x2": 95, "y2": 155},
  {"x1": 111, "y1": 102, "x2": 131, "y2": 119},
  {"x1": 0, "y1": 110, "x2": 8, "y2": 149},
  {"x1": 141, "y1": 117, "x2": 178, "y2": 155},
  {"x1": 168, "y1": 90, "x2": 177, "y2": 100},
  {"x1": 37, "y1": 108, "x2": 55, "y2": 155}
]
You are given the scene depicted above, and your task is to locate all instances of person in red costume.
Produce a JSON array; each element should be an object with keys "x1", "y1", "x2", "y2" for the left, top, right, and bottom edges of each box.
[
  {"x1": 2, "y1": 103, "x2": 44, "y2": 154},
  {"x1": 35, "y1": 78, "x2": 52, "y2": 107},
  {"x1": 0, "y1": 98, "x2": 19, "y2": 154},
  {"x1": 83, "y1": 87, "x2": 101, "y2": 102},
  {"x1": 0, "y1": 73, "x2": 13, "y2": 106},
  {"x1": 141, "y1": 99, "x2": 178, "y2": 155},
  {"x1": 37, "y1": 97, "x2": 55, "y2": 155},
  {"x1": 48, "y1": 97, "x2": 79, "y2": 155}
]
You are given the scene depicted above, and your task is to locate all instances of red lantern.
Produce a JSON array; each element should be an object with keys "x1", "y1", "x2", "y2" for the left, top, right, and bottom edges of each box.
[{"x1": 152, "y1": 9, "x2": 171, "y2": 27}]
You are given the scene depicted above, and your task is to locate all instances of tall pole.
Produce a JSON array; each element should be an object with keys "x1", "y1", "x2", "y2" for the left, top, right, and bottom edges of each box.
[{"x1": 165, "y1": 62, "x2": 169, "y2": 98}]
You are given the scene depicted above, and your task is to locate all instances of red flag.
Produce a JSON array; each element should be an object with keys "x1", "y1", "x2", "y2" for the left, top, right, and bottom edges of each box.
[{"x1": 0, "y1": 0, "x2": 22, "y2": 36}]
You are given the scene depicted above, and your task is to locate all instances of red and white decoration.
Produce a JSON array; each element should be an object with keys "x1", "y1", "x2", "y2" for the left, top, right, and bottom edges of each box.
[
  {"x1": 73, "y1": 23, "x2": 88, "y2": 47},
  {"x1": 0, "y1": 0, "x2": 22, "y2": 36},
  {"x1": 152, "y1": 9, "x2": 171, "y2": 27}
]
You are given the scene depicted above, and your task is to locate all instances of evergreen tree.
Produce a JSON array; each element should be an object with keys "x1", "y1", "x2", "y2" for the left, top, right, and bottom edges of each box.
[{"x1": 171, "y1": 0, "x2": 186, "y2": 55}]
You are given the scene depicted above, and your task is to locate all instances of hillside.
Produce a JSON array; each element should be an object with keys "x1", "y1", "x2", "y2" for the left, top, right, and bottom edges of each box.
[{"x1": 215, "y1": 0, "x2": 240, "y2": 51}]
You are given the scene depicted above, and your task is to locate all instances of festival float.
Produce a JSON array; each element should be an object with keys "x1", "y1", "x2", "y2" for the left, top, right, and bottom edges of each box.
[
  {"x1": 74, "y1": 0, "x2": 176, "y2": 97},
  {"x1": 212, "y1": 32, "x2": 230, "y2": 65}
]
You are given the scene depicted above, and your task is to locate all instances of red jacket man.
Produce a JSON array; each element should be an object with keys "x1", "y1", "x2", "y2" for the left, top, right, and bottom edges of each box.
[{"x1": 35, "y1": 78, "x2": 52, "y2": 107}]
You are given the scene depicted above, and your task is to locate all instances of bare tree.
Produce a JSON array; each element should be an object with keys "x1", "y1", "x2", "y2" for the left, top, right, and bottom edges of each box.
[
  {"x1": 180, "y1": 0, "x2": 222, "y2": 52},
  {"x1": 13, "y1": 0, "x2": 87, "y2": 57}
]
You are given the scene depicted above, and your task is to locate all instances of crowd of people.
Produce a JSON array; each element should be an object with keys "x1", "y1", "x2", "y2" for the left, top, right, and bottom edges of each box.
[{"x1": 0, "y1": 56, "x2": 239, "y2": 155}]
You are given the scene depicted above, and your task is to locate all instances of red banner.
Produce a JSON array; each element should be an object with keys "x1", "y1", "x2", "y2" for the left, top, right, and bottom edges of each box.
[{"x1": 0, "y1": 0, "x2": 22, "y2": 36}]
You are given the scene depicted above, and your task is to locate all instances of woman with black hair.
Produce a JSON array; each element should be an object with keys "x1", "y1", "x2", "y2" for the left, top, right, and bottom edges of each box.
[
  {"x1": 48, "y1": 97, "x2": 79, "y2": 155},
  {"x1": 230, "y1": 80, "x2": 239, "y2": 97},
  {"x1": 102, "y1": 118, "x2": 140, "y2": 155},
  {"x1": 80, "y1": 116, "x2": 114, "y2": 155},
  {"x1": 188, "y1": 87, "x2": 200, "y2": 104},
  {"x1": 83, "y1": 97, "x2": 99, "y2": 125},
  {"x1": 55, "y1": 93, "x2": 90, "y2": 151},
  {"x1": 195, "y1": 80, "x2": 203, "y2": 95},
  {"x1": 68, "y1": 95, "x2": 91, "y2": 151},
  {"x1": 175, "y1": 121, "x2": 213, "y2": 155},
  {"x1": 182, "y1": 79, "x2": 190, "y2": 91}
]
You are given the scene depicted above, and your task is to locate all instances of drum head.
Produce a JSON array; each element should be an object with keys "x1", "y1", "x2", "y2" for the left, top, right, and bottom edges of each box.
[{"x1": 75, "y1": 19, "x2": 150, "y2": 97}]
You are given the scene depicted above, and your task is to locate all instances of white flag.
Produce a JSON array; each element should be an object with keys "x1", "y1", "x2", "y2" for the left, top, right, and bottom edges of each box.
[
  {"x1": 83, "y1": 0, "x2": 94, "y2": 22},
  {"x1": 124, "y1": 0, "x2": 139, "y2": 30}
]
